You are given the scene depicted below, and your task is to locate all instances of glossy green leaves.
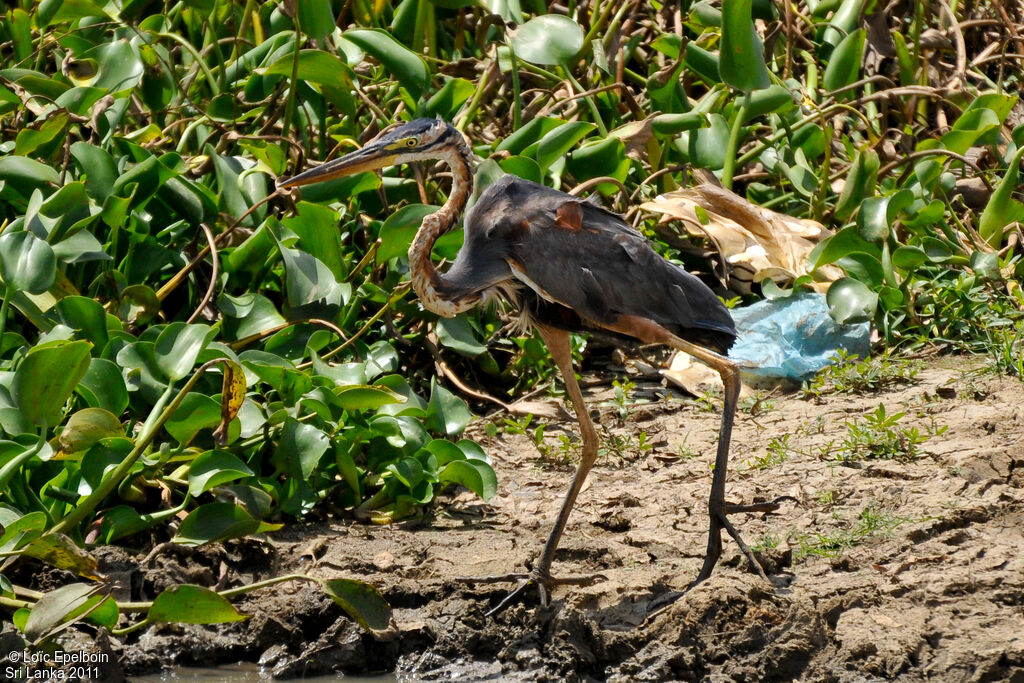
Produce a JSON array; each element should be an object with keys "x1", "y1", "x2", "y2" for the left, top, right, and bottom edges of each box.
[
  {"x1": 343, "y1": 29, "x2": 429, "y2": 98},
  {"x1": 12, "y1": 341, "x2": 92, "y2": 427},
  {"x1": 510, "y1": 15, "x2": 584, "y2": 66},
  {"x1": 979, "y1": 147, "x2": 1024, "y2": 247},
  {"x1": 720, "y1": 0, "x2": 771, "y2": 92},
  {"x1": 0, "y1": 232, "x2": 57, "y2": 295},
  {"x1": 823, "y1": 29, "x2": 866, "y2": 96}
]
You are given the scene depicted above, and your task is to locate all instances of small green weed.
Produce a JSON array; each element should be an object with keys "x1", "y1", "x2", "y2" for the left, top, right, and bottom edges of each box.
[
  {"x1": 791, "y1": 505, "x2": 913, "y2": 560},
  {"x1": 694, "y1": 387, "x2": 720, "y2": 413},
  {"x1": 536, "y1": 433, "x2": 576, "y2": 466},
  {"x1": 984, "y1": 320, "x2": 1024, "y2": 380},
  {"x1": 611, "y1": 378, "x2": 638, "y2": 420},
  {"x1": 676, "y1": 433, "x2": 701, "y2": 460},
  {"x1": 739, "y1": 434, "x2": 789, "y2": 473},
  {"x1": 834, "y1": 404, "x2": 944, "y2": 462},
  {"x1": 752, "y1": 532, "x2": 780, "y2": 552},
  {"x1": 801, "y1": 350, "x2": 921, "y2": 399},
  {"x1": 600, "y1": 428, "x2": 655, "y2": 462}
]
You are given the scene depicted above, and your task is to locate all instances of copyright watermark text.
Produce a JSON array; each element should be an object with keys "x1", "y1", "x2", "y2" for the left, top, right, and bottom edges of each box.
[{"x1": 4, "y1": 649, "x2": 108, "y2": 680}]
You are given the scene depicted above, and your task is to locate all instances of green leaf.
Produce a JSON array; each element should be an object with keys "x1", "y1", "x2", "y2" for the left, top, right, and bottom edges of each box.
[
  {"x1": 15, "y1": 112, "x2": 69, "y2": 157},
  {"x1": 188, "y1": 450, "x2": 255, "y2": 496},
  {"x1": 425, "y1": 378, "x2": 472, "y2": 436},
  {"x1": 720, "y1": 0, "x2": 771, "y2": 92},
  {"x1": 387, "y1": 457, "x2": 424, "y2": 488},
  {"x1": 856, "y1": 191, "x2": 913, "y2": 242},
  {"x1": 12, "y1": 340, "x2": 92, "y2": 427},
  {"x1": 567, "y1": 137, "x2": 630, "y2": 186},
  {"x1": 0, "y1": 231, "x2": 57, "y2": 294},
  {"x1": 496, "y1": 116, "x2": 563, "y2": 155},
  {"x1": 891, "y1": 245, "x2": 928, "y2": 270},
  {"x1": 154, "y1": 322, "x2": 214, "y2": 381},
  {"x1": 273, "y1": 419, "x2": 330, "y2": 480},
  {"x1": 834, "y1": 148, "x2": 879, "y2": 222},
  {"x1": 165, "y1": 393, "x2": 221, "y2": 445},
  {"x1": 439, "y1": 459, "x2": 498, "y2": 500},
  {"x1": 377, "y1": 204, "x2": 439, "y2": 263},
  {"x1": 38, "y1": 0, "x2": 113, "y2": 27},
  {"x1": 510, "y1": 15, "x2": 584, "y2": 66},
  {"x1": 276, "y1": 242, "x2": 350, "y2": 314},
  {"x1": 423, "y1": 439, "x2": 465, "y2": 467},
  {"x1": 263, "y1": 49, "x2": 354, "y2": 90},
  {"x1": 823, "y1": 28, "x2": 866, "y2": 96},
  {"x1": 54, "y1": 296, "x2": 108, "y2": 349},
  {"x1": 148, "y1": 584, "x2": 248, "y2": 624},
  {"x1": 219, "y1": 292, "x2": 286, "y2": 341},
  {"x1": 282, "y1": 202, "x2": 346, "y2": 281},
  {"x1": 172, "y1": 503, "x2": 275, "y2": 546},
  {"x1": 343, "y1": 29, "x2": 429, "y2": 98},
  {"x1": 378, "y1": 202, "x2": 438, "y2": 262},
  {"x1": 435, "y1": 317, "x2": 487, "y2": 356},
  {"x1": 320, "y1": 578, "x2": 392, "y2": 632},
  {"x1": 827, "y1": 278, "x2": 878, "y2": 324},
  {"x1": 535, "y1": 121, "x2": 596, "y2": 172},
  {"x1": 88, "y1": 39, "x2": 145, "y2": 93},
  {"x1": 652, "y1": 112, "x2": 707, "y2": 135},
  {"x1": 979, "y1": 146, "x2": 1024, "y2": 248},
  {"x1": 940, "y1": 107, "x2": 1001, "y2": 156},
  {"x1": 94, "y1": 505, "x2": 153, "y2": 543},
  {"x1": 0, "y1": 155, "x2": 61, "y2": 200},
  {"x1": 334, "y1": 385, "x2": 405, "y2": 411},
  {"x1": 297, "y1": 0, "x2": 335, "y2": 40},
  {"x1": 423, "y1": 77, "x2": 475, "y2": 119},
  {"x1": 970, "y1": 251, "x2": 1000, "y2": 280},
  {"x1": 76, "y1": 358, "x2": 128, "y2": 415},
  {"x1": 683, "y1": 44, "x2": 721, "y2": 84},
  {"x1": 0, "y1": 511, "x2": 47, "y2": 553}
]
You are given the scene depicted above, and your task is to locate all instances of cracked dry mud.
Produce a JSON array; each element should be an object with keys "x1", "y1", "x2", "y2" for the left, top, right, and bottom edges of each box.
[{"x1": 31, "y1": 357, "x2": 1024, "y2": 681}]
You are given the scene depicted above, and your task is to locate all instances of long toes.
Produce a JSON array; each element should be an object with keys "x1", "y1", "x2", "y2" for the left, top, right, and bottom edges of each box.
[
  {"x1": 472, "y1": 571, "x2": 609, "y2": 617},
  {"x1": 485, "y1": 579, "x2": 538, "y2": 617},
  {"x1": 456, "y1": 573, "x2": 532, "y2": 585}
]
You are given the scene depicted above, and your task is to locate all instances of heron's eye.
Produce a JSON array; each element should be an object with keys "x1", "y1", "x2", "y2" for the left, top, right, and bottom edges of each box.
[{"x1": 405, "y1": 138, "x2": 418, "y2": 147}]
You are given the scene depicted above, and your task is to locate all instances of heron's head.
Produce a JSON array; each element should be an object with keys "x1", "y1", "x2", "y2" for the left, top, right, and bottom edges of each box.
[{"x1": 277, "y1": 118, "x2": 459, "y2": 190}]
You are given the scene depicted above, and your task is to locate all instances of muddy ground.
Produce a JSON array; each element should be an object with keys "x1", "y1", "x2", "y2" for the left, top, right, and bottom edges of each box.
[{"x1": 9, "y1": 355, "x2": 1024, "y2": 682}]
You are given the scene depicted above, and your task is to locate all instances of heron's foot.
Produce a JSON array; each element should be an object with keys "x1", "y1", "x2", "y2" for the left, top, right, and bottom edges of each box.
[
  {"x1": 458, "y1": 570, "x2": 607, "y2": 617},
  {"x1": 693, "y1": 495, "x2": 796, "y2": 587}
]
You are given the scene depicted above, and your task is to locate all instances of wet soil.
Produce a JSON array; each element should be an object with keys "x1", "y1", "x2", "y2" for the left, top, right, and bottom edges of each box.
[{"x1": 11, "y1": 357, "x2": 1024, "y2": 681}]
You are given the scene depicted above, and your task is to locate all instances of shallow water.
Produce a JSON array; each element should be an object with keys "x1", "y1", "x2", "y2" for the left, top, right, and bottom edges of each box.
[{"x1": 130, "y1": 663, "x2": 399, "y2": 682}]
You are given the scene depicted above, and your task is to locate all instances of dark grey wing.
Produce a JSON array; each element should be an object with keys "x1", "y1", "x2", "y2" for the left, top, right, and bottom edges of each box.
[{"x1": 469, "y1": 177, "x2": 735, "y2": 352}]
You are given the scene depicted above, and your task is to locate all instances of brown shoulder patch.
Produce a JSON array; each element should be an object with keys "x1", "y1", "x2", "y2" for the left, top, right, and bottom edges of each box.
[{"x1": 554, "y1": 201, "x2": 584, "y2": 231}]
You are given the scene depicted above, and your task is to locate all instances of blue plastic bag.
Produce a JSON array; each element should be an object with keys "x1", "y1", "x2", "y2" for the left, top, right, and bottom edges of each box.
[{"x1": 728, "y1": 292, "x2": 870, "y2": 381}]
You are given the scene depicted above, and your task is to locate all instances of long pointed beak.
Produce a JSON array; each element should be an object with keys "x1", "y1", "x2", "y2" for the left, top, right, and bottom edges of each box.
[{"x1": 277, "y1": 143, "x2": 396, "y2": 189}]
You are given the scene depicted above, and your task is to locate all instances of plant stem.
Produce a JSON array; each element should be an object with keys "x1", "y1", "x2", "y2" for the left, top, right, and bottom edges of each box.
[
  {"x1": 722, "y1": 91, "x2": 751, "y2": 190},
  {"x1": 52, "y1": 361, "x2": 225, "y2": 535},
  {"x1": 561, "y1": 67, "x2": 607, "y2": 137},
  {"x1": 0, "y1": 290, "x2": 9, "y2": 343}
]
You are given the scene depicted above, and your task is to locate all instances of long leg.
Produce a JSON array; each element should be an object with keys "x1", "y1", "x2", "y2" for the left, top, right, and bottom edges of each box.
[
  {"x1": 532, "y1": 324, "x2": 600, "y2": 584},
  {"x1": 600, "y1": 315, "x2": 774, "y2": 586},
  {"x1": 460, "y1": 324, "x2": 606, "y2": 614}
]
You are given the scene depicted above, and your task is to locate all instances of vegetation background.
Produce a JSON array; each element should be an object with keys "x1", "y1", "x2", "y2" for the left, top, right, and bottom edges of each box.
[{"x1": 0, "y1": 0, "x2": 1020, "y2": 658}]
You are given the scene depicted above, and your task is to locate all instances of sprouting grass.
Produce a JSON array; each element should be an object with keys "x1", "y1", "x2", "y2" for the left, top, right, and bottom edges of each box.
[
  {"x1": 800, "y1": 350, "x2": 921, "y2": 399},
  {"x1": 833, "y1": 404, "x2": 945, "y2": 463},
  {"x1": 791, "y1": 505, "x2": 915, "y2": 560},
  {"x1": 738, "y1": 433, "x2": 789, "y2": 473}
]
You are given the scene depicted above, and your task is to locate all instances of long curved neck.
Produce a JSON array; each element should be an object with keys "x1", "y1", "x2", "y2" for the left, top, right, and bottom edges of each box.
[{"x1": 407, "y1": 133, "x2": 477, "y2": 318}]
